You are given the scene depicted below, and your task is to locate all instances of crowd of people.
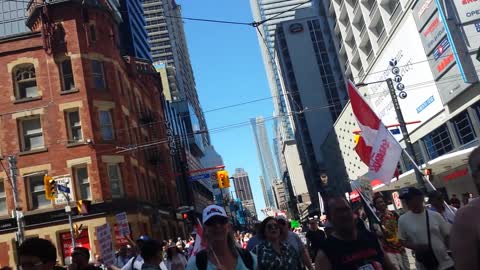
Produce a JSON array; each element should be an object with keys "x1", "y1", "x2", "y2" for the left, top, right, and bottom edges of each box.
[{"x1": 5, "y1": 147, "x2": 480, "y2": 270}]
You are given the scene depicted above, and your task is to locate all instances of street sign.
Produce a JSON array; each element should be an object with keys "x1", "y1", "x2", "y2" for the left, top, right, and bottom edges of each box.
[
  {"x1": 54, "y1": 176, "x2": 74, "y2": 205},
  {"x1": 57, "y1": 185, "x2": 70, "y2": 193},
  {"x1": 188, "y1": 173, "x2": 210, "y2": 182}
]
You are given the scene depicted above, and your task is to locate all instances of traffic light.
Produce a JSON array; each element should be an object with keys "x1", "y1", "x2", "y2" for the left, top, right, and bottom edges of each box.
[
  {"x1": 216, "y1": 170, "x2": 230, "y2": 188},
  {"x1": 182, "y1": 213, "x2": 188, "y2": 220},
  {"x1": 44, "y1": 175, "x2": 56, "y2": 200},
  {"x1": 77, "y1": 200, "x2": 91, "y2": 215}
]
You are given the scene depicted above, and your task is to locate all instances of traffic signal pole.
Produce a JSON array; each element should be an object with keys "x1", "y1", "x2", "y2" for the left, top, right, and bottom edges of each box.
[{"x1": 8, "y1": 156, "x2": 25, "y2": 245}]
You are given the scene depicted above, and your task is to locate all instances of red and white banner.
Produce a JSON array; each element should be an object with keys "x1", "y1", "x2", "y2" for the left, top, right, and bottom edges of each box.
[{"x1": 348, "y1": 80, "x2": 402, "y2": 185}]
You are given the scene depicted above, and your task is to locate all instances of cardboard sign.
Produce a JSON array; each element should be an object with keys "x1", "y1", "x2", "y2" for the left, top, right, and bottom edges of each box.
[
  {"x1": 95, "y1": 224, "x2": 115, "y2": 267},
  {"x1": 115, "y1": 212, "x2": 130, "y2": 236},
  {"x1": 392, "y1": 191, "x2": 403, "y2": 209}
]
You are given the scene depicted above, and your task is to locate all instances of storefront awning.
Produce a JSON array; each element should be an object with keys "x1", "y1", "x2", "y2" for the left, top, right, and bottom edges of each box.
[{"x1": 373, "y1": 145, "x2": 477, "y2": 192}]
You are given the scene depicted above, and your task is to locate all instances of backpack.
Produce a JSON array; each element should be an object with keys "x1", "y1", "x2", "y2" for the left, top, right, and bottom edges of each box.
[{"x1": 195, "y1": 248, "x2": 253, "y2": 270}]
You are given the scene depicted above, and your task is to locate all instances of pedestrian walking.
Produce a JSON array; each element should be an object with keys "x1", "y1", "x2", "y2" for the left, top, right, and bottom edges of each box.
[
  {"x1": 186, "y1": 205, "x2": 257, "y2": 270},
  {"x1": 315, "y1": 196, "x2": 395, "y2": 270},
  {"x1": 115, "y1": 236, "x2": 166, "y2": 270},
  {"x1": 165, "y1": 244, "x2": 187, "y2": 270},
  {"x1": 276, "y1": 216, "x2": 313, "y2": 270},
  {"x1": 115, "y1": 245, "x2": 132, "y2": 268},
  {"x1": 69, "y1": 247, "x2": 101, "y2": 270},
  {"x1": 255, "y1": 217, "x2": 303, "y2": 270},
  {"x1": 18, "y1": 237, "x2": 61, "y2": 270},
  {"x1": 140, "y1": 239, "x2": 167, "y2": 270},
  {"x1": 398, "y1": 187, "x2": 454, "y2": 270},
  {"x1": 427, "y1": 191, "x2": 456, "y2": 225},
  {"x1": 246, "y1": 223, "x2": 262, "y2": 252},
  {"x1": 305, "y1": 219, "x2": 326, "y2": 261},
  {"x1": 450, "y1": 146, "x2": 480, "y2": 270},
  {"x1": 448, "y1": 194, "x2": 461, "y2": 209},
  {"x1": 372, "y1": 194, "x2": 410, "y2": 270}
]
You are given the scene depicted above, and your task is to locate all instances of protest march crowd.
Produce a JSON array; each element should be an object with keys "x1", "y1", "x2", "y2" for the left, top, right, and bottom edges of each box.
[{"x1": 5, "y1": 146, "x2": 480, "y2": 270}]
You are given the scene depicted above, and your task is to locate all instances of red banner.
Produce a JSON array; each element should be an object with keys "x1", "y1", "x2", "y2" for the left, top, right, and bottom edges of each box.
[{"x1": 114, "y1": 224, "x2": 132, "y2": 246}]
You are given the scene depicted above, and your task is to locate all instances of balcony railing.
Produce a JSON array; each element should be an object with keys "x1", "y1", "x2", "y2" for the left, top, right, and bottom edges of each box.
[
  {"x1": 377, "y1": 29, "x2": 386, "y2": 46},
  {"x1": 369, "y1": 3, "x2": 378, "y2": 16},
  {"x1": 390, "y1": 3, "x2": 402, "y2": 24},
  {"x1": 358, "y1": 68, "x2": 365, "y2": 78},
  {"x1": 360, "y1": 24, "x2": 367, "y2": 39},
  {"x1": 367, "y1": 50, "x2": 375, "y2": 64}
]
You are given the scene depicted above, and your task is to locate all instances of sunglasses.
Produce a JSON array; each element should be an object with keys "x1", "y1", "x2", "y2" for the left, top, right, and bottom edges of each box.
[
  {"x1": 267, "y1": 224, "x2": 279, "y2": 230},
  {"x1": 205, "y1": 216, "x2": 229, "y2": 226}
]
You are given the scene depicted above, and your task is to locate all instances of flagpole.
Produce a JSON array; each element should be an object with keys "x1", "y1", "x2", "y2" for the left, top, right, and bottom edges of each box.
[{"x1": 351, "y1": 181, "x2": 381, "y2": 224}]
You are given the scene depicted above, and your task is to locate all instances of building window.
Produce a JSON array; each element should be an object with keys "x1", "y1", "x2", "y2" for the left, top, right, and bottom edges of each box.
[
  {"x1": 66, "y1": 110, "x2": 82, "y2": 142},
  {"x1": 452, "y1": 111, "x2": 476, "y2": 146},
  {"x1": 0, "y1": 180, "x2": 6, "y2": 215},
  {"x1": 92, "y1": 60, "x2": 106, "y2": 89},
  {"x1": 74, "y1": 166, "x2": 90, "y2": 200},
  {"x1": 90, "y1": 24, "x2": 97, "y2": 42},
  {"x1": 20, "y1": 117, "x2": 44, "y2": 151},
  {"x1": 107, "y1": 164, "x2": 123, "y2": 198},
  {"x1": 99, "y1": 110, "x2": 114, "y2": 140},
  {"x1": 13, "y1": 64, "x2": 39, "y2": 100},
  {"x1": 27, "y1": 174, "x2": 50, "y2": 210},
  {"x1": 422, "y1": 124, "x2": 454, "y2": 160},
  {"x1": 60, "y1": 59, "x2": 75, "y2": 91}
]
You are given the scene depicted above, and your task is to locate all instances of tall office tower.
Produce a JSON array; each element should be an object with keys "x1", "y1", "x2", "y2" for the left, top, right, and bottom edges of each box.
[
  {"x1": 274, "y1": 7, "x2": 348, "y2": 203},
  {"x1": 119, "y1": 0, "x2": 152, "y2": 61},
  {"x1": 251, "y1": 117, "x2": 278, "y2": 208},
  {"x1": 233, "y1": 168, "x2": 257, "y2": 218},
  {"x1": 272, "y1": 181, "x2": 287, "y2": 211},
  {"x1": 143, "y1": 0, "x2": 209, "y2": 148},
  {"x1": 250, "y1": 0, "x2": 313, "y2": 141},
  {"x1": 0, "y1": 1, "x2": 29, "y2": 37}
]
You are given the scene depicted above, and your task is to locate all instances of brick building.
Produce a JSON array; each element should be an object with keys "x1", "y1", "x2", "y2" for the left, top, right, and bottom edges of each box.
[{"x1": 0, "y1": 0, "x2": 185, "y2": 265}]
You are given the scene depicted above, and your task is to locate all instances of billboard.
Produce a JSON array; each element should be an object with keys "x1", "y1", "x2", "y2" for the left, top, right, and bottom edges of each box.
[
  {"x1": 420, "y1": 12, "x2": 446, "y2": 54},
  {"x1": 364, "y1": 14, "x2": 444, "y2": 140}
]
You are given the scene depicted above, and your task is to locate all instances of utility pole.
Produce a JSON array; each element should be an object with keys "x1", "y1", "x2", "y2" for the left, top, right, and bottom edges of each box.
[
  {"x1": 386, "y1": 78, "x2": 425, "y2": 190},
  {"x1": 8, "y1": 156, "x2": 25, "y2": 245},
  {"x1": 61, "y1": 190, "x2": 76, "y2": 249}
]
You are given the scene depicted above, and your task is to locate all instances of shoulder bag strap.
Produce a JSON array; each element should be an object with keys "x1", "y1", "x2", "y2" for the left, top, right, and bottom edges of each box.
[{"x1": 425, "y1": 209, "x2": 432, "y2": 249}]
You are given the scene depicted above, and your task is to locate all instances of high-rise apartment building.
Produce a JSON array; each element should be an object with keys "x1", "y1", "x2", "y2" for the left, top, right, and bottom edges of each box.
[
  {"x1": 326, "y1": 0, "x2": 480, "y2": 197},
  {"x1": 272, "y1": 181, "x2": 288, "y2": 211},
  {"x1": 0, "y1": 1, "x2": 29, "y2": 37},
  {"x1": 233, "y1": 168, "x2": 257, "y2": 218},
  {"x1": 143, "y1": 0, "x2": 209, "y2": 149},
  {"x1": 119, "y1": 0, "x2": 152, "y2": 61},
  {"x1": 251, "y1": 117, "x2": 278, "y2": 208}
]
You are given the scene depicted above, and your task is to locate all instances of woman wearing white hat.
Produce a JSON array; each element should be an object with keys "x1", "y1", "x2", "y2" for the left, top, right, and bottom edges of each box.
[{"x1": 186, "y1": 205, "x2": 257, "y2": 270}]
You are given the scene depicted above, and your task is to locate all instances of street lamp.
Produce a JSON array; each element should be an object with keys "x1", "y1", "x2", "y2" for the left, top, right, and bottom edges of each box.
[{"x1": 356, "y1": 76, "x2": 425, "y2": 191}]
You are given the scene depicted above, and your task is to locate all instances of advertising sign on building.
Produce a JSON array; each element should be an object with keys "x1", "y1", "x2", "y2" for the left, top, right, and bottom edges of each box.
[
  {"x1": 452, "y1": 0, "x2": 480, "y2": 24},
  {"x1": 428, "y1": 38, "x2": 456, "y2": 79},
  {"x1": 420, "y1": 12, "x2": 446, "y2": 54},
  {"x1": 462, "y1": 22, "x2": 480, "y2": 51},
  {"x1": 364, "y1": 14, "x2": 443, "y2": 140},
  {"x1": 412, "y1": 0, "x2": 438, "y2": 29},
  {"x1": 60, "y1": 229, "x2": 90, "y2": 264}
]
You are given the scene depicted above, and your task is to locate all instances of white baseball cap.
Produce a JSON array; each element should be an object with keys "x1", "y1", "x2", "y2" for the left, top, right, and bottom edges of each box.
[{"x1": 202, "y1": 205, "x2": 228, "y2": 224}]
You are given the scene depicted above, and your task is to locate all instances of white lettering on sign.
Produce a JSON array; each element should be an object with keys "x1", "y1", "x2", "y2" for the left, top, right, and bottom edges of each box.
[{"x1": 418, "y1": 0, "x2": 434, "y2": 17}]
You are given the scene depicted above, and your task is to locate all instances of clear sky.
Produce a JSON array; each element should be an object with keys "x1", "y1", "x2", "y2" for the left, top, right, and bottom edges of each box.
[{"x1": 177, "y1": 0, "x2": 273, "y2": 218}]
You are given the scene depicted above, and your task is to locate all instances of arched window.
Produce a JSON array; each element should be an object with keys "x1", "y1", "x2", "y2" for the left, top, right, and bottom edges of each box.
[{"x1": 13, "y1": 64, "x2": 39, "y2": 100}]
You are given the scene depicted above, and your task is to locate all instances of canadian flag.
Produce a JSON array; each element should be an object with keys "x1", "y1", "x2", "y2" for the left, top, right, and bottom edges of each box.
[
  {"x1": 348, "y1": 80, "x2": 402, "y2": 185},
  {"x1": 190, "y1": 220, "x2": 207, "y2": 257}
]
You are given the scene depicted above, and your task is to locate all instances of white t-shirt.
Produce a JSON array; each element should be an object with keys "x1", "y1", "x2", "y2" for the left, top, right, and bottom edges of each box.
[
  {"x1": 398, "y1": 210, "x2": 454, "y2": 270},
  {"x1": 121, "y1": 255, "x2": 168, "y2": 270}
]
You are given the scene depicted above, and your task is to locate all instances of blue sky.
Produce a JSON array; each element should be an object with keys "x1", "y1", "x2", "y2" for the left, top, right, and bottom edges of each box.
[{"x1": 177, "y1": 0, "x2": 273, "y2": 218}]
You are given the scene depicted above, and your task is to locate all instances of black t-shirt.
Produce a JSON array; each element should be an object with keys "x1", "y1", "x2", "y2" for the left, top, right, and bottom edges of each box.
[
  {"x1": 305, "y1": 229, "x2": 326, "y2": 251},
  {"x1": 319, "y1": 230, "x2": 385, "y2": 270}
]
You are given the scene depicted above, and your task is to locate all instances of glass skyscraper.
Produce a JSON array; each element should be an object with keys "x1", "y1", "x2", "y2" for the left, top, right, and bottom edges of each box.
[
  {"x1": 119, "y1": 0, "x2": 152, "y2": 61},
  {"x1": 250, "y1": 117, "x2": 278, "y2": 208}
]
